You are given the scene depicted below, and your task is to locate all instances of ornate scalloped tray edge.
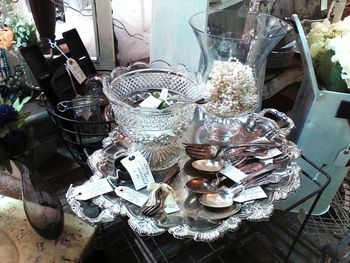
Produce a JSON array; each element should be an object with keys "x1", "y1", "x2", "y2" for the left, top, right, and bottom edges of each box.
[{"x1": 66, "y1": 110, "x2": 302, "y2": 242}]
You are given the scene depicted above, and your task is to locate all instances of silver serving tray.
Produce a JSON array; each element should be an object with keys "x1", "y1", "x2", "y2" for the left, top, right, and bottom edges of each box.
[{"x1": 66, "y1": 109, "x2": 301, "y2": 242}]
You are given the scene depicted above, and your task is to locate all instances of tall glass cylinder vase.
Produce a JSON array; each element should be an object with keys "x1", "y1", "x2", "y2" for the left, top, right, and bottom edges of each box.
[
  {"x1": 189, "y1": 9, "x2": 291, "y2": 143},
  {"x1": 17, "y1": 161, "x2": 64, "y2": 240}
]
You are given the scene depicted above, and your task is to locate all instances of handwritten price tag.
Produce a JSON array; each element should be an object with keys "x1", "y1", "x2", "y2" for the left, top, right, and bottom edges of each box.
[
  {"x1": 233, "y1": 186, "x2": 267, "y2": 203},
  {"x1": 66, "y1": 58, "x2": 86, "y2": 84},
  {"x1": 115, "y1": 186, "x2": 149, "y2": 207},
  {"x1": 74, "y1": 178, "x2": 113, "y2": 200},
  {"x1": 121, "y1": 152, "x2": 155, "y2": 190},
  {"x1": 220, "y1": 164, "x2": 248, "y2": 183}
]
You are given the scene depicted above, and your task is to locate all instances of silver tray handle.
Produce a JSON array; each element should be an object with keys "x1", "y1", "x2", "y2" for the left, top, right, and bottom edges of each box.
[
  {"x1": 66, "y1": 185, "x2": 120, "y2": 224},
  {"x1": 258, "y1": 108, "x2": 295, "y2": 136}
]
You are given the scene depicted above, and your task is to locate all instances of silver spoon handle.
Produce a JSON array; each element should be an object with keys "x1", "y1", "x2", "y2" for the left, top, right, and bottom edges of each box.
[{"x1": 239, "y1": 164, "x2": 275, "y2": 184}]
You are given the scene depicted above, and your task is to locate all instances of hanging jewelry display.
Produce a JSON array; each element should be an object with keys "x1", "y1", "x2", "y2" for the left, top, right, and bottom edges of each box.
[{"x1": 0, "y1": 48, "x2": 11, "y2": 84}]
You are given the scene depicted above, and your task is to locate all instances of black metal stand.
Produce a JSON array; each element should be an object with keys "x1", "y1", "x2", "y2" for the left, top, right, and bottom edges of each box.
[
  {"x1": 280, "y1": 155, "x2": 331, "y2": 262},
  {"x1": 41, "y1": 97, "x2": 114, "y2": 168}
]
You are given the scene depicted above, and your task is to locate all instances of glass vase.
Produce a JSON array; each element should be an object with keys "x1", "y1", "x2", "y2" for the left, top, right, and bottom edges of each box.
[
  {"x1": 189, "y1": 8, "x2": 291, "y2": 143},
  {"x1": 17, "y1": 161, "x2": 64, "y2": 240}
]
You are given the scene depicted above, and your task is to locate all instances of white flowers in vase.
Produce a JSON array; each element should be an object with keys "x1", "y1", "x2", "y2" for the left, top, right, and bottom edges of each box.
[{"x1": 308, "y1": 16, "x2": 350, "y2": 90}]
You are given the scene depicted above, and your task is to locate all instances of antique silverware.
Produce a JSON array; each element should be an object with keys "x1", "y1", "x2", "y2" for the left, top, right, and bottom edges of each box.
[
  {"x1": 199, "y1": 165, "x2": 276, "y2": 208},
  {"x1": 170, "y1": 97, "x2": 209, "y2": 105},
  {"x1": 184, "y1": 140, "x2": 282, "y2": 160},
  {"x1": 198, "y1": 204, "x2": 242, "y2": 220},
  {"x1": 191, "y1": 159, "x2": 224, "y2": 172},
  {"x1": 186, "y1": 175, "x2": 227, "y2": 194},
  {"x1": 199, "y1": 186, "x2": 244, "y2": 208},
  {"x1": 199, "y1": 171, "x2": 283, "y2": 209}
]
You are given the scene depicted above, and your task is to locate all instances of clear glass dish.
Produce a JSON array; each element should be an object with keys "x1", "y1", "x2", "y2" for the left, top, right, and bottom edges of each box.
[{"x1": 103, "y1": 61, "x2": 201, "y2": 170}]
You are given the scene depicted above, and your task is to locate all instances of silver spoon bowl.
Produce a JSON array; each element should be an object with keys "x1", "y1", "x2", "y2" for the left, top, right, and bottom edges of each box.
[{"x1": 186, "y1": 176, "x2": 227, "y2": 194}]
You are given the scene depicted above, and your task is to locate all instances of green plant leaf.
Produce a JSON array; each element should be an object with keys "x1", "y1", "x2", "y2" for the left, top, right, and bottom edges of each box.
[{"x1": 12, "y1": 96, "x2": 31, "y2": 111}]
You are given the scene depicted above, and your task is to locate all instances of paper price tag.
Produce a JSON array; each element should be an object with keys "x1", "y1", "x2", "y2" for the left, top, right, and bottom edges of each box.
[
  {"x1": 233, "y1": 186, "x2": 267, "y2": 203},
  {"x1": 220, "y1": 164, "x2": 248, "y2": 183},
  {"x1": 256, "y1": 148, "x2": 282, "y2": 160},
  {"x1": 121, "y1": 152, "x2": 155, "y2": 190},
  {"x1": 139, "y1": 95, "x2": 162, "y2": 108},
  {"x1": 66, "y1": 58, "x2": 87, "y2": 84},
  {"x1": 159, "y1": 88, "x2": 169, "y2": 101},
  {"x1": 163, "y1": 190, "x2": 180, "y2": 214},
  {"x1": 164, "y1": 205, "x2": 180, "y2": 214},
  {"x1": 115, "y1": 186, "x2": 149, "y2": 207},
  {"x1": 263, "y1": 158, "x2": 274, "y2": 165},
  {"x1": 74, "y1": 178, "x2": 113, "y2": 200},
  {"x1": 321, "y1": 0, "x2": 328, "y2": 11},
  {"x1": 333, "y1": 148, "x2": 350, "y2": 167},
  {"x1": 251, "y1": 137, "x2": 269, "y2": 143}
]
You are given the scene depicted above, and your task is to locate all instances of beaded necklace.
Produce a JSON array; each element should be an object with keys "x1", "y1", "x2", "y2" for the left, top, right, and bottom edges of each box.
[{"x1": 0, "y1": 48, "x2": 11, "y2": 84}]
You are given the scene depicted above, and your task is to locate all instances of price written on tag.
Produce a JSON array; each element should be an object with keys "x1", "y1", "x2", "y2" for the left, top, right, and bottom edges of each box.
[
  {"x1": 233, "y1": 186, "x2": 267, "y2": 203},
  {"x1": 66, "y1": 58, "x2": 87, "y2": 84},
  {"x1": 74, "y1": 178, "x2": 113, "y2": 200},
  {"x1": 115, "y1": 186, "x2": 149, "y2": 207},
  {"x1": 220, "y1": 164, "x2": 248, "y2": 183},
  {"x1": 121, "y1": 152, "x2": 155, "y2": 190},
  {"x1": 139, "y1": 95, "x2": 162, "y2": 108}
]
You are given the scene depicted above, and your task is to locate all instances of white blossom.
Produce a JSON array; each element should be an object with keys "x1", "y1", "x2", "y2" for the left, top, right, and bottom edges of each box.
[{"x1": 308, "y1": 16, "x2": 350, "y2": 84}]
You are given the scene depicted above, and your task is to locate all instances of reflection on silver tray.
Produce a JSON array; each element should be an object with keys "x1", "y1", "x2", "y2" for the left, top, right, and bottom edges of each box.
[
  {"x1": 198, "y1": 204, "x2": 241, "y2": 220},
  {"x1": 66, "y1": 109, "x2": 302, "y2": 242}
]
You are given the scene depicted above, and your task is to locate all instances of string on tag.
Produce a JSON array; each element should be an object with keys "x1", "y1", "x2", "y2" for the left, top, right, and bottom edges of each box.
[
  {"x1": 49, "y1": 40, "x2": 69, "y2": 60},
  {"x1": 49, "y1": 40, "x2": 79, "y2": 96}
]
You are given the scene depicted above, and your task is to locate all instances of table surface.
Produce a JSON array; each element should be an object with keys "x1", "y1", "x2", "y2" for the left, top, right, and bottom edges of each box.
[{"x1": 0, "y1": 195, "x2": 96, "y2": 263}]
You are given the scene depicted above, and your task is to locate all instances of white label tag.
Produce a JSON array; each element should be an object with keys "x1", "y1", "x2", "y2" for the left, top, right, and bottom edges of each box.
[
  {"x1": 159, "y1": 88, "x2": 169, "y2": 101},
  {"x1": 256, "y1": 148, "x2": 282, "y2": 160},
  {"x1": 163, "y1": 190, "x2": 180, "y2": 214},
  {"x1": 220, "y1": 165, "x2": 248, "y2": 183},
  {"x1": 74, "y1": 178, "x2": 113, "y2": 200},
  {"x1": 164, "y1": 205, "x2": 180, "y2": 214},
  {"x1": 233, "y1": 186, "x2": 267, "y2": 203},
  {"x1": 115, "y1": 186, "x2": 149, "y2": 207},
  {"x1": 263, "y1": 158, "x2": 274, "y2": 165},
  {"x1": 121, "y1": 152, "x2": 155, "y2": 190},
  {"x1": 139, "y1": 95, "x2": 162, "y2": 108},
  {"x1": 66, "y1": 58, "x2": 87, "y2": 84},
  {"x1": 321, "y1": 0, "x2": 328, "y2": 11},
  {"x1": 333, "y1": 148, "x2": 350, "y2": 167},
  {"x1": 251, "y1": 136, "x2": 269, "y2": 143}
]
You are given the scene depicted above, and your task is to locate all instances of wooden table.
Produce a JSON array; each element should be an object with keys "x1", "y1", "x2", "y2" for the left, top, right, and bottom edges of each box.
[{"x1": 0, "y1": 195, "x2": 96, "y2": 263}]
